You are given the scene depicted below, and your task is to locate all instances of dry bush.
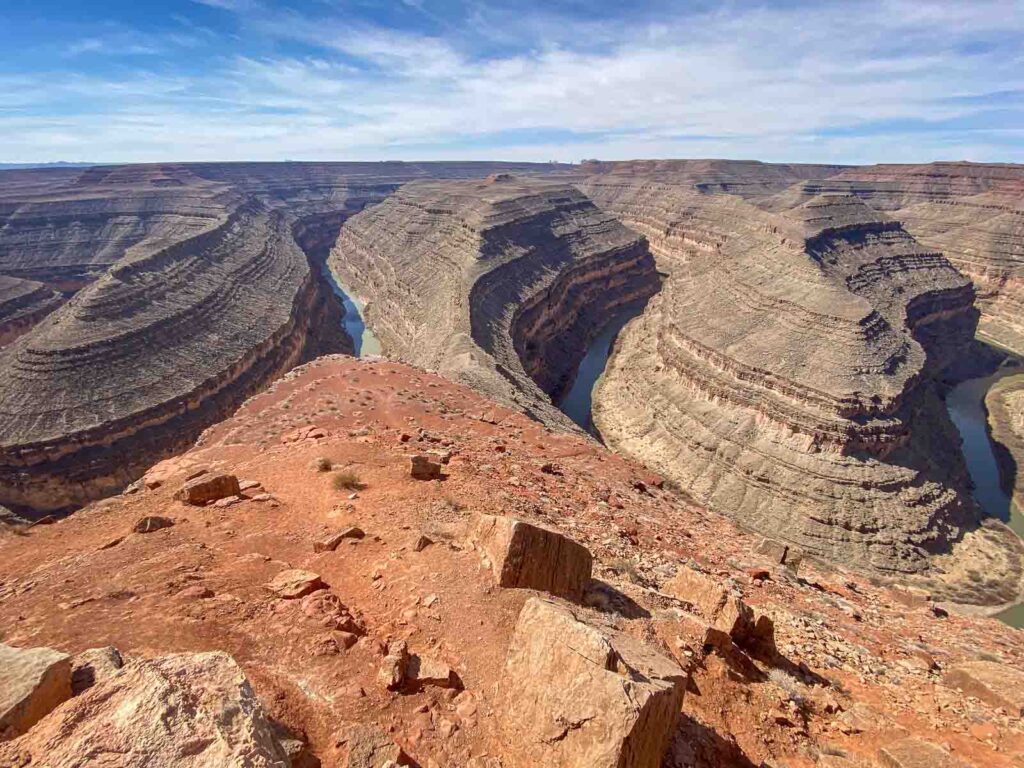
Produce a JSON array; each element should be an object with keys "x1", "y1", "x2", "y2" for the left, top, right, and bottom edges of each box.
[{"x1": 333, "y1": 470, "x2": 364, "y2": 491}]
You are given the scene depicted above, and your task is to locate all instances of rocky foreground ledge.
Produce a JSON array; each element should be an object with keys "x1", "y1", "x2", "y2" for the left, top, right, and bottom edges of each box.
[{"x1": 1, "y1": 356, "x2": 1021, "y2": 767}]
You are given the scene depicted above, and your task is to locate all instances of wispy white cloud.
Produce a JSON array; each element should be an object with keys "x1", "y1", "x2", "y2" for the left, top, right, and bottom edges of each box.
[{"x1": 2, "y1": 0, "x2": 1023, "y2": 163}]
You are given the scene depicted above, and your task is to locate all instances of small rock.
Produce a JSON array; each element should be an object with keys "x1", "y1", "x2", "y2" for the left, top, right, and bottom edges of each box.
[
  {"x1": 132, "y1": 516, "x2": 174, "y2": 534},
  {"x1": 213, "y1": 495, "x2": 242, "y2": 508},
  {"x1": 377, "y1": 640, "x2": 409, "y2": 690},
  {"x1": 413, "y1": 535, "x2": 433, "y2": 552},
  {"x1": 174, "y1": 473, "x2": 241, "y2": 506},
  {"x1": 266, "y1": 569, "x2": 326, "y2": 600},
  {"x1": 238, "y1": 480, "x2": 262, "y2": 492},
  {"x1": 70, "y1": 647, "x2": 123, "y2": 695},
  {"x1": 178, "y1": 585, "x2": 214, "y2": 600},
  {"x1": 409, "y1": 455, "x2": 442, "y2": 481},
  {"x1": 314, "y1": 527, "x2": 365, "y2": 553},
  {"x1": 407, "y1": 655, "x2": 461, "y2": 689},
  {"x1": 337, "y1": 723, "x2": 408, "y2": 768}
]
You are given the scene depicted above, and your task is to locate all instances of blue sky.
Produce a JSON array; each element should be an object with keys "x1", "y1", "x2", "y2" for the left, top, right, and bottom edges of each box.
[{"x1": 1, "y1": 0, "x2": 1022, "y2": 164}]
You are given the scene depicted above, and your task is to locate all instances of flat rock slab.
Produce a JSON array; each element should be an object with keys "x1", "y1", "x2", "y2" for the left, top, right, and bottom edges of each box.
[
  {"x1": 174, "y1": 473, "x2": 241, "y2": 506},
  {"x1": 1, "y1": 651, "x2": 292, "y2": 766},
  {"x1": 497, "y1": 596, "x2": 686, "y2": 768},
  {"x1": 943, "y1": 660, "x2": 1024, "y2": 715},
  {"x1": 339, "y1": 722, "x2": 408, "y2": 768},
  {"x1": 265, "y1": 569, "x2": 325, "y2": 600},
  {"x1": 0, "y1": 643, "x2": 71, "y2": 741},
  {"x1": 879, "y1": 737, "x2": 970, "y2": 768},
  {"x1": 471, "y1": 513, "x2": 592, "y2": 601},
  {"x1": 314, "y1": 526, "x2": 365, "y2": 553}
]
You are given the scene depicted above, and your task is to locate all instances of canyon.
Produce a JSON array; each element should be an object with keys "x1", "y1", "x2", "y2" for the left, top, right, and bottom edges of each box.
[
  {"x1": 1, "y1": 160, "x2": 1022, "y2": 602},
  {"x1": 0, "y1": 159, "x2": 1023, "y2": 767},
  {"x1": 328, "y1": 174, "x2": 659, "y2": 430},
  {"x1": 0, "y1": 162, "x2": 567, "y2": 513}
]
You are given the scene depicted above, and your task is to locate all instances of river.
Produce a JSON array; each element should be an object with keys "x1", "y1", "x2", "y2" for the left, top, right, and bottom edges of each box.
[
  {"x1": 946, "y1": 363, "x2": 1024, "y2": 627},
  {"x1": 323, "y1": 268, "x2": 382, "y2": 357},
  {"x1": 559, "y1": 313, "x2": 1024, "y2": 625},
  {"x1": 558, "y1": 307, "x2": 643, "y2": 435}
]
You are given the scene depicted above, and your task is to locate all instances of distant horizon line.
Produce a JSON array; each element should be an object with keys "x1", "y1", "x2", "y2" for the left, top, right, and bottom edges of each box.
[{"x1": 2, "y1": 158, "x2": 1022, "y2": 171}]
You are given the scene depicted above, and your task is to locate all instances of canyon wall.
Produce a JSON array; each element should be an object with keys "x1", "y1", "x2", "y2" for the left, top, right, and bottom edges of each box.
[
  {"x1": 773, "y1": 163, "x2": 1024, "y2": 355},
  {"x1": 0, "y1": 162, "x2": 570, "y2": 512},
  {"x1": 581, "y1": 165, "x2": 981, "y2": 572},
  {"x1": 0, "y1": 276, "x2": 63, "y2": 347},
  {"x1": 329, "y1": 175, "x2": 660, "y2": 428}
]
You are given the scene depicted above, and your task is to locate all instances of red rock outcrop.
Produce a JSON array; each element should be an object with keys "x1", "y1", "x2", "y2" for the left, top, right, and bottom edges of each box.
[{"x1": 0, "y1": 356, "x2": 1020, "y2": 767}]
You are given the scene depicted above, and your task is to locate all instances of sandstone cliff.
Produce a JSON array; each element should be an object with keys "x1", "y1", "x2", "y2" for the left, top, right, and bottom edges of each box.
[
  {"x1": 780, "y1": 162, "x2": 1024, "y2": 356},
  {"x1": 329, "y1": 175, "x2": 659, "y2": 429},
  {"x1": 580, "y1": 165, "x2": 983, "y2": 574}
]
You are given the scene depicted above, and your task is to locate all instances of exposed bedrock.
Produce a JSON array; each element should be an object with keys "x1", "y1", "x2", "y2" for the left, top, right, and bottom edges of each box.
[
  {"x1": 581, "y1": 171, "x2": 981, "y2": 572},
  {"x1": 0, "y1": 276, "x2": 64, "y2": 347},
  {"x1": 0, "y1": 202, "x2": 331, "y2": 512},
  {"x1": 770, "y1": 162, "x2": 1024, "y2": 355},
  {"x1": 0, "y1": 162, "x2": 572, "y2": 513},
  {"x1": 329, "y1": 175, "x2": 660, "y2": 428}
]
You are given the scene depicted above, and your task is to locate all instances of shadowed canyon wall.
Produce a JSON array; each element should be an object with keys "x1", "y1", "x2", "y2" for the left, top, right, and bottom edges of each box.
[{"x1": 329, "y1": 175, "x2": 660, "y2": 429}]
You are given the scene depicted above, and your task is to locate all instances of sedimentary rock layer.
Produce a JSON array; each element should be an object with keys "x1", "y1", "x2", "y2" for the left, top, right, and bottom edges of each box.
[
  {"x1": 0, "y1": 276, "x2": 63, "y2": 347},
  {"x1": 987, "y1": 372, "x2": 1024, "y2": 513},
  {"x1": 582, "y1": 166, "x2": 980, "y2": 572},
  {"x1": 0, "y1": 202, "x2": 329, "y2": 511},
  {"x1": 776, "y1": 163, "x2": 1024, "y2": 355},
  {"x1": 329, "y1": 175, "x2": 659, "y2": 428},
  {"x1": 0, "y1": 162, "x2": 570, "y2": 512}
]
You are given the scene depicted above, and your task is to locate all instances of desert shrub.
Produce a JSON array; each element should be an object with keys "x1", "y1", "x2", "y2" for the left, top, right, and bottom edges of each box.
[
  {"x1": 333, "y1": 470, "x2": 363, "y2": 491},
  {"x1": 311, "y1": 456, "x2": 333, "y2": 472}
]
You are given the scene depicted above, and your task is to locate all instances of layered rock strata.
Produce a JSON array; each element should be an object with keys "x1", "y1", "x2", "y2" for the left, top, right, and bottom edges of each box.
[
  {"x1": 329, "y1": 175, "x2": 659, "y2": 429},
  {"x1": 0, "y1": 202, "x2": 331, "y2": 512},
  {"x1": 0, "y1": 276, "x2": 63, "y2": 346},
  {"x1": 777, "y1": 163, "x2": 1024, "y2": 355},
  {"x1": 0, "y1": 162, "x2": 568, "y2": 512},
  {"x1": 582, "y1": 170, "x2": 980, "y2": 572}
]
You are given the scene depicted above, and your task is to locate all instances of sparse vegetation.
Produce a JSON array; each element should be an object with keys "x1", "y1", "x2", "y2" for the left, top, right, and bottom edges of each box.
[
  {"x1": 768, "y1": 668, "x2": 810, "y2": 711},
  {"x1": 311, "y1": 456, "x2": 333, "y2": 472},
  {"x1": 333, "y1": 470, "x2": 364, "y2": 491}
]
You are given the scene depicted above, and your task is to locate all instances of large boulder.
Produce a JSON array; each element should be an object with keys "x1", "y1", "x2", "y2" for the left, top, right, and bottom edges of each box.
[
  {"x1": 943, "y1": 660, "x2": 1024, "y2": 715},
  {"x1": 497, "y1": 597, "x2": 686, "y2": 768},
  {"x1": 470, "y1": 514, "x2": 592, "y2": 601},
  {"x1": 0, "y1": 643, "x2": 71, "y2": 741},
  {"x1": 665, "y1": 567, "x2": 771, "y2": 650},
  {"x1": 0, "y1": 651, "x2": 293, "y2": 766},
  {"x1": 174, "y1": 473, "x2": 241, "y2": 505}
]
